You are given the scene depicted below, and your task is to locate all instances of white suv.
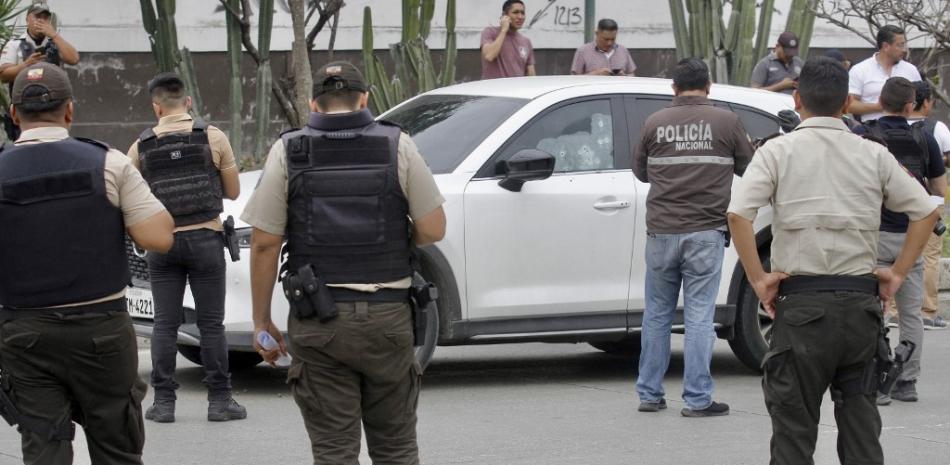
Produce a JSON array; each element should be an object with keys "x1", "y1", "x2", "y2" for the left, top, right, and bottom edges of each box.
[{"x1": 129, "y1": 76, "x2": 789, "y2": 371}]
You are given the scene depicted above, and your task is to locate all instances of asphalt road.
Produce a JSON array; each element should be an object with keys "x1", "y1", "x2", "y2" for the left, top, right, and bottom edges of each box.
[{"x1": 2, "y1": 332, "x2": 949, "y2": 465}]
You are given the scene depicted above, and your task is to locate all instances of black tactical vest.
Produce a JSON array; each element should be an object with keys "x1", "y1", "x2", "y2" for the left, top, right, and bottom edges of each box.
[
  {"x1": 137, "y1": 121, "x2": 223, "y2": 227},
  {"x1": 865, "y1": 119, "x2": 931, "y2": 183},
  {"x1": 283, "y1": 111, "x2": 412, "y2": 284},
  {"x1": 0, "y1": 138, "x2": 130, "y2": 308},
  {"x1": 18, "y1": 36, "x2": 61, "y2": 66}
]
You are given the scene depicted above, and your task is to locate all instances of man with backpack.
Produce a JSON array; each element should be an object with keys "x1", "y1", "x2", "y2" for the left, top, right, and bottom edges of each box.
[{"x1": 854, "y1": 76, "x2": 946, "y2": 404}]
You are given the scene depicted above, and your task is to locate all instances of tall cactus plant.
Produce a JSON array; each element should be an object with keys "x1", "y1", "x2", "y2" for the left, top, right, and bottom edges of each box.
[
  {"x1": 362, "y1": 0, "x2": 456, "y2": 114},
  {"x1": 138, "y1": 0, "x2": 204, "y2": 119},
  {"x1": 668, "y1": 0, "x2": 815, "y2": 85}
]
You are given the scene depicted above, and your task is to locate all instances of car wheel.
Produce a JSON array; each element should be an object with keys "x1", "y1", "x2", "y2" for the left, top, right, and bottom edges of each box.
[
  {"x1": 589, "y1": 336, "x2": 641, "y2": 356},
  {"x1": 176, "y1": 344, "x2": 263, "y2": 370},
  {"x1": 728, "y1": 247, "x2": 774, "y2": 372}
]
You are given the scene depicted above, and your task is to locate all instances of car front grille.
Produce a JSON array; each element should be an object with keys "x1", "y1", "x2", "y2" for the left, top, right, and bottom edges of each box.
[{"x1": 125, "y1": 236, "x2": 150, "y2": 284}]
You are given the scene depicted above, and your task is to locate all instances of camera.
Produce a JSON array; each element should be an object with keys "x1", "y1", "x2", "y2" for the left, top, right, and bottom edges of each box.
[
  {"x1": 34, "y1": 42, "x2": 60, "y2": 65},
  {"x1": 934, "y1": 219, "x2": 947, "y2": 236}
]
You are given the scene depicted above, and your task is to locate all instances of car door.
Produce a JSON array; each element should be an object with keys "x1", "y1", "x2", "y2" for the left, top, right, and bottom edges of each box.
[{"x1": 462, "y1": 96, "x2": 637, "y2": 319}]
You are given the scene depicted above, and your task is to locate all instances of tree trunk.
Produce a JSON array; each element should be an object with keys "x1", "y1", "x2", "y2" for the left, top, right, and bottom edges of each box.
[
  {"x1": 289, "y1": 0, "x2": 312, "y2": 128},
  {"x1": 254, "y1": 0, "x2": 274, "y2": 160}
]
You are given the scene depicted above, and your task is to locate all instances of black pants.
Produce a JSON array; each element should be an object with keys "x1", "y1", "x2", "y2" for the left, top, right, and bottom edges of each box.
[
  {"x1": 147, "y1": 228, "x2": 231, "y2": 400},
  {"x1": 0, "y1": 306, "x2": 146, "y2": 465},
  {"x1": 763, "y1": 291, "x2": 883, "y2": 465}
]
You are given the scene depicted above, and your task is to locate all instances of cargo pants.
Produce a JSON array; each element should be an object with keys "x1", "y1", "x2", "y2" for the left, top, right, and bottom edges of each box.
[
  {"x1": 0, "y1": 306, "x2": 147, "y2": 465},
  {"x1": 762, "y1": 291, "x2": 883, "y2": 465},
  {"x1": 287, "y1": 301, "x2": 421, "y2": 465}
]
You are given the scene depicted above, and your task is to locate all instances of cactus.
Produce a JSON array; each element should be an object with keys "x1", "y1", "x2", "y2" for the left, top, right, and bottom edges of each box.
[
  {"x1": 224, "y1": 0, "x2": 242, "y2": 155},
  {"x1": 363, "y1": 0, "x2": 456, "y2": 114},
  {"x1": 139, "y1": 1, "x2": 203, "y2": 118},
  {"x1": 668, "y1": 0, "x2": 815, "y2": 84}
]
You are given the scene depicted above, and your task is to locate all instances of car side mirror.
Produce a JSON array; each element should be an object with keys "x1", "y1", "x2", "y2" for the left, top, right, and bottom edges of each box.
[{"x1": 497, "y1": 149, "x2": 556, "y2": 192}]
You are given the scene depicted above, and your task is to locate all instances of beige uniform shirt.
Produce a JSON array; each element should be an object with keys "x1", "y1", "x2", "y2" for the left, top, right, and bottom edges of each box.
[
  {"x1": 15, "y1": 127, "x2": 167, "y2": 305},
  {"x1": 728, "y1": 117, "x2": 935, "y2": 276},
  {"x1": 126, "y1": 113, "x2": 238, "y2": 232},
  {"x1": 241, "y1": 130, "x2": 445, "y2": 291}
]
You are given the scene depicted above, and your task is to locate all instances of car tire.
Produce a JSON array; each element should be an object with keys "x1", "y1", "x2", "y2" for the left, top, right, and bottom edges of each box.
[
  {"x1": 589, "y1": 336, "x2": 641, "y2": 356},
  {"x1": 728, "y1": 247, "x2": 773, "y2": 372},
  {"x1": 176, "y1": 344, "x2": 264, "y2": 370}
]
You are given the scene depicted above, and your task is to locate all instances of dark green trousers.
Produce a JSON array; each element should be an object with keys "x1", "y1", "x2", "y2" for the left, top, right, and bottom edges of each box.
[
  {"x1": 763, "y1": 291, "x2": 883, "y2": 465},
  {"x1": 0, "y1": 308, "x2": 146, "y2": 465},
  {"x1": 287, "y1": 301, "x2": 421, "y2": 465}
]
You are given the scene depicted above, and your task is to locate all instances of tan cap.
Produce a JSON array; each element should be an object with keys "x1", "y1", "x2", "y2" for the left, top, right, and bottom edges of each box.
[
  {"x1": 28, "y1": 2, "x2": 51, "y2": 15},
  {"x1": 12, "y1": 62, "x2": 72, "y2": 105}
]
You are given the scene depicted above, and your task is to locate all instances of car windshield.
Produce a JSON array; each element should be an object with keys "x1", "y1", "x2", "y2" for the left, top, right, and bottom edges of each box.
[{"x1": 381, "y1": 95, "x2": 527, "y2": 174}]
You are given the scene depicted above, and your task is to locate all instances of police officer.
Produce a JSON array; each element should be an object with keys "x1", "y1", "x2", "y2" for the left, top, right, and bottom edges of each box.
[
  {"x1": 0, "y1": 2, "x2": 80, "y2": 83},
  {"x1": 0, "y1": 2, "x2": 80, "y2": 143},
  {"x1": 750, "y1": 31, "x2": 804, "y2": 95},
  {"x1": 242, "y1": 61, "x2": 445, "y2": 464},
  {"x1": 728, "y1": 56, "x2": 938, "y2": 465},
  {"x1": 0, "y1": 63, "x2": 174, "y2": 464},
  {"x1": 126, "y1": 73, "x2": 244, "y2": 423},
  {"x1": 633, "y1": 58, "x2": 753, "y2": 417}
]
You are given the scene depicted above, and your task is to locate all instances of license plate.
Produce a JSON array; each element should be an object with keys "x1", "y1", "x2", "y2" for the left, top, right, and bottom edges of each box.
[{"x1": 127, "y1": 287, "x2": 154, "y2": 319}]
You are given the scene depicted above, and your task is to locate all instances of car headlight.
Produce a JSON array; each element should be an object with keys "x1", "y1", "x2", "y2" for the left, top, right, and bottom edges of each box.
[{"x1": 235, "y1": 227, "x2": 252, "y2": 248}]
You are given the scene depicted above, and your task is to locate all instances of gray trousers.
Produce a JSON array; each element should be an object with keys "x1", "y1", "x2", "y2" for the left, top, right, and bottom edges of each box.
[{"x1": 876, "y1": 231, "x2": 924, "y2": 381}]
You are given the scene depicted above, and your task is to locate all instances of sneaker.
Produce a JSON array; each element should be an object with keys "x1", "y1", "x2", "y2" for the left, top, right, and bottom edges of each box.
[
  {"x1": 876, "y1": 391, "x2": 892, "y2": 406},
  {"x1": 883, "y1": 315, "x2": 899, "y2": 328},
  {"x1": 208, "y1": 397, "x2": 247, "y2": 421},
  {"x1": 923, "y1": 316, "x2": 948, "y2": 330},
  {"x1": 638, "y1": 399, "x2": 667, "y2": 412},
  {"x1": 145, "y1": 399, "x2": 175, "y2": 423},
  {"x1": 890, "y1": 380, "x2": 918, "y2": 402},
  {"x1": 681, "y1": 401, "x2": 729, "y2": 417}
]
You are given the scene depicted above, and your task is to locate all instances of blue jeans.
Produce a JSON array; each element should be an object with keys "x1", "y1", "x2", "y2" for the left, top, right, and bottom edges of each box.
[{"x1": 636, "y1": 229, "x2": 724, "y2": 410}]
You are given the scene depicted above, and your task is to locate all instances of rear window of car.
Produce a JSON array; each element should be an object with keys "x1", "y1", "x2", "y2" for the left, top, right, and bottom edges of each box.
[{"x1": 382, "y1": 95, "x2": 527, "y2": 174}]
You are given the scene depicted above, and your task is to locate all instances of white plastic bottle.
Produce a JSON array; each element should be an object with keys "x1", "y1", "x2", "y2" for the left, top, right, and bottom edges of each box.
[{"x1": 256, "y1": 331, "x2": 292, "y2": 368}]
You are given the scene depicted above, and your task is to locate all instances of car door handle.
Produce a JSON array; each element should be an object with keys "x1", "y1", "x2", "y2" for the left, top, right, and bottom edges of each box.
[{"x1": 593, "y1": 200, "x2": 631, "y2": 210}]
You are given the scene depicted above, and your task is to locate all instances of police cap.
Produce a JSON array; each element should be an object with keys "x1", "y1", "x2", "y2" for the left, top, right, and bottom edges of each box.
[
  {"x1": 313, "y1": 61, "x2": 368, "y2": 97},
  {"x1": 11, "y1": 62, "x2": 72, "y2": 105}
]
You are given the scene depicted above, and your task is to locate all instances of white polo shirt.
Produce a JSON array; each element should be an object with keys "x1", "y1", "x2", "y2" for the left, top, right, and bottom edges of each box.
[{"x1": 849, "y1": 53, "x2": 921, "y2": 121}]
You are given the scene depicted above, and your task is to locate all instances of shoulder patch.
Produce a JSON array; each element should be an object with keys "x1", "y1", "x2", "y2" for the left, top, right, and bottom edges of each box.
[{"x1": 73, "y1": 137, "x2": 111, "y2": 151}]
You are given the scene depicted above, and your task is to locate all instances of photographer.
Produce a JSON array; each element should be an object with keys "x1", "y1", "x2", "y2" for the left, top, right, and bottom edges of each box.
[{"x1": 0, "y1": 2, "x2": 80, "y2": 84}]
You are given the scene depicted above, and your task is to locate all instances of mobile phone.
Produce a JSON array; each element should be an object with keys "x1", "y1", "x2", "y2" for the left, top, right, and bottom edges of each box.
[{"x1": 611, "y1": 69, "x2": 623, "y2": 76}]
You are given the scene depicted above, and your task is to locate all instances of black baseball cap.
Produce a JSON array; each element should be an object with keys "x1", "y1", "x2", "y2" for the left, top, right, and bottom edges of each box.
[
  {"x1": 823, "y1": 48, "x2": 847, "y2": 64},
  {"x1": 313, "y1": 61, "x2": 368, "y2": 97},
  {"x1": 778, "y1": 31, "x2": 800, "y2": 56},
  {"x1": 11, "y1": 62, "x2": 72, "y2": 105}
]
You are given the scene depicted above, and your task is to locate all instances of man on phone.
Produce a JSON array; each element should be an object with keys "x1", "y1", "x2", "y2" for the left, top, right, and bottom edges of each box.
[
  {"x1": 481, "y1": 0, "x2": 536, "y2": 79},
  {"x1": 0, "y1": 2, "x2": 79, "y2": 142},
  {"x1": 571, "y1": 18, "x2": 636, "y2": 76},
  {"x1": 0, "y1": 2, "x2": 80, "y2": 83}
]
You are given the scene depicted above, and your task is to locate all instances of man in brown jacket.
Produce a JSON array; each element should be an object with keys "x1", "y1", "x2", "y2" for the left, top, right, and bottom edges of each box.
[{"x1": 633, "y1": 58, "x2": 754, "y2": 417}]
